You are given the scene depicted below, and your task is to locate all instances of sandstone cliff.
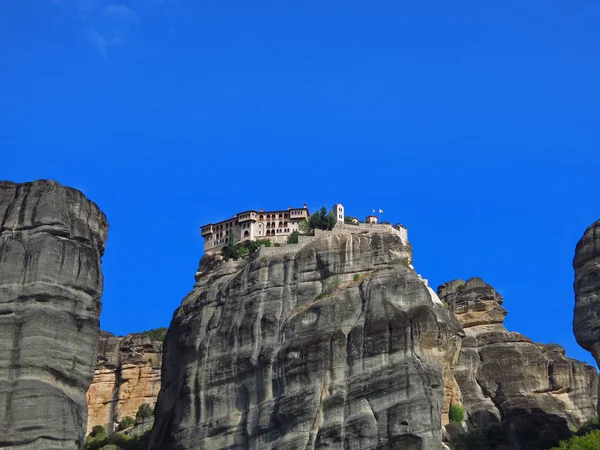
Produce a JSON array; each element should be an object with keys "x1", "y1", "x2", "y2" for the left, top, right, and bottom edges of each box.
[
  {"x1": 150, "y1": 230, "x2": 463, "y2": 449},
  {"x1": 573, "y1": 219, "x2": 600, "y2": 368},
  {"x1": 0, "y1": 180, "x2": 108, "y2": 449},
  {"x1": 86, "y1": 331, "x2": 162, "y2": 434},
  {"x1": 439, "y1": 278, "x2": 598, "y2": 449}
]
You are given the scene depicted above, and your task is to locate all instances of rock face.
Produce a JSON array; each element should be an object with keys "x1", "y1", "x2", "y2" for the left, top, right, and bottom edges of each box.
[
  {"x1": 86, "y1": 331, "x2": 162, "y2": 434},
  {"x1": 439, "y1": 278, "x2": 598, "y2": 449},
  {"x1": 150, "y1": 230, "x2": 464, "y2": 449},
  {"x1": 574, "y1": 219, "x2": 600, "y2": 368},
  {"x1": 0, "y1": 180, "x2": 108, "y2": 449}
]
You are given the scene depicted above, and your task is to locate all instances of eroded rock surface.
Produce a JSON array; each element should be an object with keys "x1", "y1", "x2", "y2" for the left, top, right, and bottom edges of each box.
[
  {"x1": 439, "y1": 278, "x2": 598, "y2": 449},
  {"x1": 150, "y1": 230, "x2": 463, "y2": 449},
  {"x1": 86, "y1": 331, "x2": 162, "y2": 434},
  {"x1": 574, "y1": 219, "x2": 600, "y2": 368},
  {"x1": 0, "y1": 180, "x2": 108, "y2": 449}
]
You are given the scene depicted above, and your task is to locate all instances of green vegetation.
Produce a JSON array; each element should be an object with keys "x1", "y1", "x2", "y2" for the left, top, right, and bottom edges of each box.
[
  {"x1": 344, "y1": 216, "x2": 359, "y2": 225},
  {"x1": 442, "y1": 301, "x2": 449, "y2": 308},
  {"x1": 298, "y1": 219, "x2": 311, "y2": 234},
  {"x1": 89, "y1": 425, "x2": 105, "y2": 439},
  {"x1": 548, "y1": 418, "x2": 600, "y2": 449},
  {"x1": 457, "y1": 284, "x2": 466, "y2": 292},
  {"x1": 451, "y1": 417, "x2": 599, "y2": 450},
  {"x1": 84, "y1": 429, "x2": 152, "y2": 450},
  {"x1": 274, "y1": 243, "x2": 281, "y2": 247},
  {"x1": 452, "y1": 424, "x2": 509, "y2": 450},
  {"x1": 117, "y1": 416, "x2": 135, "y2": 431},
  {"x1": 254, "y1": 238, "x2": 271, "y2": 249},
  {"x1": 353, "y1": 273, "x2": 360, "y2": 282},
  {"x1": 552, "y1": 429, "x2": 600, "y2": 449},
  {"x1": 577, "y1": 418, "x2": 600, "y2": 436},
  {"x1": 141, "y1": 327, "x2": 167, "y2": 342},
  {"x1": 449, "y1": 404, "x2": 464, "y2": 423},
  {"x1": 288, "y1": 230, "x2": 300, "y2": 244},
  {"x1": 301, "y1": 206, "x2": 337, "y2": 233},
  {"x1": 223, "y1": 238, "x2": 272, "y2": 260},
  {"x1": 224, "y1": 231, "x2": 239, "y2": 260},
  {"x1": 85, "y1": 406, "x2": 155, "y2": 449},
  {"x1": 135, "y1": 403, "x2": 154, "y2": 421}
]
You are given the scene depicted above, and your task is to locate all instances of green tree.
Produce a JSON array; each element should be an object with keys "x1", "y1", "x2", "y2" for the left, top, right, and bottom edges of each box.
[
  {"x1": 552, "y1": 429, "x2": 600, "y2": 449},
  {"x1": 117, "y1": 416, "x2": 135, "y2": 431},
  {"x1": 576, "y1": 418, "x2": 600, "y2": 437},
  {"x1": 298, "y1": 219, "x2": 311, "y2": 234},
  {"x1": 89, "y1": 425, "x2": 105, "y2": 439},
  {"x1": 135, "y1": 403, "x2": 154, "y2": 421},
  {"x1": 344, "y1": 216, "x2": 358, "y2": 225},
  {"x1": 224, "y1": 230, "x2": 238, "y2": 260},
  {"x1": 142, "y1": 327, "x2": 167, "y2": 342},
  {"x1": 307, "y1": 206, "x2": 337, "y2": 231},
  {"x1": 449, "y1": 404, "x2": 465, "y2": 423},
  {"x1": 84, "y1": 429, "x2": 153, "y2": 450},
  {"x1": 288, "y1": 230, "x2": 300, "y2": 244}
]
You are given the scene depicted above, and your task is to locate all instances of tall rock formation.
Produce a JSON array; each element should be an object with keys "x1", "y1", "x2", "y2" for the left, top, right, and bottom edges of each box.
[
  {"x1": 439, "y1": 278, "x2": 598, "y2": 449},
  {"x1": 86, "y1": 331, "x2": 162, "y2": 434},
  {"x1": 573, "y1": 219, "x2": 600, "y2": 368},
  {"x1": 150, "y1": 229, "x2": 464, "y2": 449},
  {"x1": 0, "y1": 180, "x2": 108, "y2": 449}
]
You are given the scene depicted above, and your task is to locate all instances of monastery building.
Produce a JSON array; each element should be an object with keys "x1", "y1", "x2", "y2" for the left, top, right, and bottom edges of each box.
[{"x1": 201, "y1": 204, "x2": 311, "y2": 251}]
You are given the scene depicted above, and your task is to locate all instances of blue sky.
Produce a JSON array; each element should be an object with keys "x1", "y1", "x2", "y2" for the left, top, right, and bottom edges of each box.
[{"x1": 1, "y1": 0, "x2": 599, "y2": 367}]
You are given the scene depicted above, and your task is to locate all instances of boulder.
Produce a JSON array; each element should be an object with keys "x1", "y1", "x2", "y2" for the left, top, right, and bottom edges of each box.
[
  {"x1": 0, "y1": 180, "x2": 108, "y2": 449},
  {"x1": 439, "y1": 278, "x2": 598, "y2": 449}
]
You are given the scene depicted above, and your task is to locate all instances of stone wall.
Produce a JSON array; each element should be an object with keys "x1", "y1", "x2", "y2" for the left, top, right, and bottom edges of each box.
[{"x1": 315, "y1": 223, "x2": 408, "y2": 243}]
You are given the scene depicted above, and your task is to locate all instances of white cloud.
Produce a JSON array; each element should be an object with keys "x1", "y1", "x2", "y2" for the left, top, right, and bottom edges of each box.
[
  {"x1": 84, "y1": 27, "x2": 108, "y2": 57},
  {"x1": 45, "y1": 0, "x2": 152, "y2": 57},
  {"x1": 103, "y1": 4, "x2": 139, "y2": 24}
]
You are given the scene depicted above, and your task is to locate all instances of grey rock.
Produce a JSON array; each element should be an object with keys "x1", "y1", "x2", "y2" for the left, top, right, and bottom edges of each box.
[
  {"x1": 150, "y1": 230, "x2": 463, "y2": 449},
  {"x1": 574, "y1": 219, "x2": 600, "y2": 367},
  {"x1": 0, "y1": 180, "x2": 108, "y2": 450},
  {"x1": 439, "y1": 278, "x2": 598, "y2": 449}
]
